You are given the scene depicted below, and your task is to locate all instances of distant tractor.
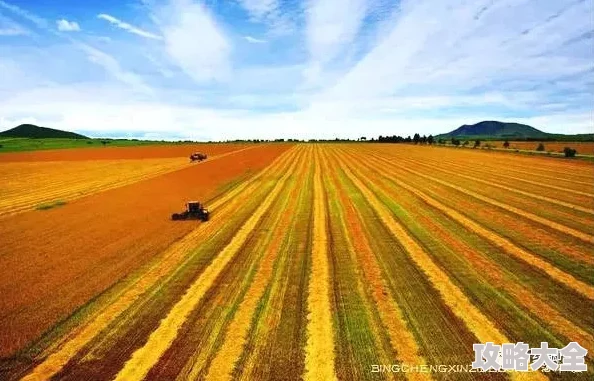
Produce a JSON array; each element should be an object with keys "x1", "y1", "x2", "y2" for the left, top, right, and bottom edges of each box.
[
  {"x1": 190, "y1": 152, "x2": 207, "y2": 162},
  {"x1": 171, "y1": 201, "x2": 210, "y2": 221}
]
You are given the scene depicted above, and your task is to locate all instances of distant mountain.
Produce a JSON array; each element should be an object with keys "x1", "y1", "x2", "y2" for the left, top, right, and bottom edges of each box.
[
  {"x1": 437, "y1": 120, "x2": 594, "y2": 141},
  {"x1": 438, "y1": 121, "x2": 548, "y2": 139},
  {"x1": 0, "y1": 124, "x2": 88, "y2": 139}
]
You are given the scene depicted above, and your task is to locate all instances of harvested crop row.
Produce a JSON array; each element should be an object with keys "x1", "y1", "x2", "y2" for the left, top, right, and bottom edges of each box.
[
  {"x1": 332, "y1": 150, "x2": 545, "y2": 381},
  {"x1": 303, "y1": 146, "x2": 337, "y2": 381},
  {"x1": 416, "y1": 154, "x2": 594, "y2": 204},
  {"x1": 112, "y1": 149, "x2": 300, "y2": 381},
  {"x1": 320, "y1": 149, "x2": 428, "y2": 380},
  {"x1": 368, "y1": 144, "x2": 594, "y2": 193},
  {"x1": 373, "y1": 152, "x2": 594, "y2": 239},
  {"x1": 389, "y1": 154, "x2": 594, "y2": 216},
  {"x1": 204, "y1": 147, "x2": 309, "y2": 381},
  {"x1": 348, "y1": 148, "x2": 594, "y2": 271},
  {"x1": 233, "y1": 152, "x2": 313, "y2": 381},
  {"x1": 336, "y1": 148, "x2": 594, "y2": 354},
  {"x1": 18, "y1": 146, "x2": 301, "y2": 381},
  {"x1": 334, "y1": 153, "x2": 508, "y2": 344},
  {"x1": 326, "y1": 153, "x2": 478, "y2": 372},
  {"x1": 343, "y1": 149, "x2": 594, "y2": 300},
  {"x1": 401, "y1": 144, "x2": 594, "y2": 181},
  {"x1": 364, "y1": 151, "x2": 594, "y2": 245},
  {"x1": 319, "y1": 149, "x2": 392, "y2": 379}
]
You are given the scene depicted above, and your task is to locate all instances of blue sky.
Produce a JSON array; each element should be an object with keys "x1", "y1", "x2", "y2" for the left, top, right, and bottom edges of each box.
[{"x1": 0, "y1": 0, "x2": 592, "y2": 140}]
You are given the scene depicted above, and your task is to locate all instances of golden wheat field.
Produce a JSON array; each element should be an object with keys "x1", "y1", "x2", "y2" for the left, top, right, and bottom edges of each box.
[{"x1": 0, "y1": 143, "x2": 592, "y2": 380}]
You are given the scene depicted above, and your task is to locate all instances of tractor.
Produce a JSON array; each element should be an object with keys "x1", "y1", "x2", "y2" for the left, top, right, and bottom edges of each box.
[
  {"x1": 171, "y1": 201, "x2": 210, "y2": 221},
  {"x1": 190, "y1": 152, "x2": 207, "y2": 162}
]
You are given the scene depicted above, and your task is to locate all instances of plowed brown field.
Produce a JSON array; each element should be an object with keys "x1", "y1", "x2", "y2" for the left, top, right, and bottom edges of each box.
[
  {"x1": 0, "y1": 143, "x2": 289, "y2": 358},
  {"x1": 0, "y1": 145, "x2": 255, "y2": 216}
]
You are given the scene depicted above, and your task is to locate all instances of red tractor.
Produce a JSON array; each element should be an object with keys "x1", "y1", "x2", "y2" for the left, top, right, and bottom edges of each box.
[
  {"x1": 190, "y1": 152, "x2": 207, "y2": 162},
  {"x1": 171, "y1": 201, "x2": 210, "y2": 221}
]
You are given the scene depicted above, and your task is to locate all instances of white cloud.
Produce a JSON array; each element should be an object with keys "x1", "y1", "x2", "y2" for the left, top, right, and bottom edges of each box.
[
  {"x1": 304, "y1": 0, "x2": 369, "y2": 85},
  {"x1": 149, "y1": 0, "x2": 231, "y2": 83},
  {"x1": 244, "y1": 35, "x2": 266, "y2": 43},
  {"x1": 56, "y1": 19, "x2": 80, "y2": 32},
  {"x1": 97, "y1": 13, "x2": 162, "y2": 40},
  {"x1": 238, "y1": 0, "x2": 278, "y2": 20}
]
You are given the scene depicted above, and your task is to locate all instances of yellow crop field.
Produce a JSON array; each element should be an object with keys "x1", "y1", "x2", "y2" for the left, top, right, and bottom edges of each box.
[{"x1": 1, "y1": 143, "x2": 592, "y2": 380}]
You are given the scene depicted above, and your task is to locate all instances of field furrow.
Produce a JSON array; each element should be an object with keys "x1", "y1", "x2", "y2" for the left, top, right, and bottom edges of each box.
[
  {"x1": 203, "y1": 149, "x2": 309, "y2": 381},
  {"x1": 363, "y1": 151, "x2": 594, "y2": 245},
  {"x1": 233, "y1": 152, "x2": 313, "y2": 381},
  {"x1": 350, "y1": 150, "x2": 594, "y2": 299},
  {"x1": 303, "y1": 146, "x2": 338, "y2": 381},
  {"x1": 322, "y1": 149, "x2": 430, "y2": 380},
  {"x1": 335, "y1": 148, "x2": 594, "y2": 354},
  {"x1": 369, "y1": 145, "x2": 594, "y2": 197},
  {"x1": 332, "y1": 150, "x2": 548, "y2": 381},
  {"x1": 389, "y1": 153, "x2": 594, "y2": 216}
]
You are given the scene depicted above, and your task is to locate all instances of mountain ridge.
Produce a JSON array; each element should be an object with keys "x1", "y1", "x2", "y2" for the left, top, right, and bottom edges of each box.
[
  {"x1": 437, "y1": 121, "x2": 593, "y2": 141},
  {"x1": 0, "y1": 124, "x2": 89, "y2": 139}
]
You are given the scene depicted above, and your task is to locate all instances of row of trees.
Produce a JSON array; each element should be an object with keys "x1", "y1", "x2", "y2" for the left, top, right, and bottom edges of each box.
[{"x1": 376, "y1": 133, "x2": 436, "y2": 144}]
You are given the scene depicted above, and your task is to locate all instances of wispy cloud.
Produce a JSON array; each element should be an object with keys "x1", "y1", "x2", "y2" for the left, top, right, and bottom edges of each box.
[
  {"x1": 149, "y1": 0, "x2": 231, "y2": 83},
  {"x1": 97, "y1": 13, "x2": 162, "y2": 40},
  {"x1": 238, "y1": 0, "x2": 278, "y2": 20},
  {"x1": 56, "y1": 19, "x2": 80, "y2": 32},
  {"x1": 316, "y1": 0, "x2": 593, "y2": 108},
  {"x1": 0, "y1": 14, "x2": 29, "y2": 35},
  {"x1": 304, "y1": 0, "x2": 369, "y2": 86},
  {"x1": 237, "y1": 0, "x2": 296, "y2": 35},
  {"x1": 0, "y1": 0, "x2": 47, "y2": 28},
  {"x1": 244, "y1": 35, "x2": 266, "y2": 43}
]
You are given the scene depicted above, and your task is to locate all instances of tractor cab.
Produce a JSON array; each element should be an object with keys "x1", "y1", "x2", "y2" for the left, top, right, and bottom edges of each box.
[
  {"x1": 187, "y1": 201, "x2": 202, "y2": 213},
  {"x1": 171, "y1": 201, "x2": 210, "y2": 221},
  {"x1": 190, "y1": 152, "x2": 207, "y2": 162}
]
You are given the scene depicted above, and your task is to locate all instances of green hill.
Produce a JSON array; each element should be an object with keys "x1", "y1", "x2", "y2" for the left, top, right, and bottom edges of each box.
[
  {"x1": 0, "y1": 124, "x2": 88, "y2": 139},
  {"x1": 437, "y1": 121, "x2": 594, "y2": 141}
]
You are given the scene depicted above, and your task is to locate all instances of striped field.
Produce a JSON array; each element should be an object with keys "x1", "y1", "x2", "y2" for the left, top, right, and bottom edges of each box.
[{"x1": 1, "y1": 143, "x2": 592, "y2": 380}]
